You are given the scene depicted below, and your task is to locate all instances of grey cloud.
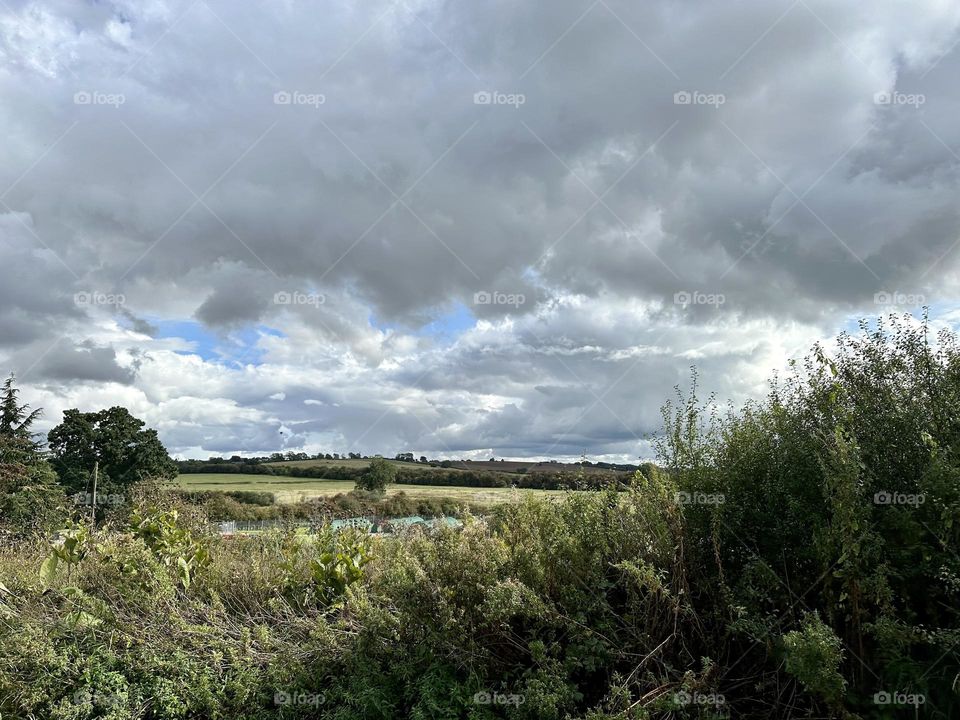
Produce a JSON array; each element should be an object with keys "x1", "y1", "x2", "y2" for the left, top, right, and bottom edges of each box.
[
  {"x1": 31, "y1": 342, "x2": 136, "y2": 384},
  {"x1": 2, "y1": 0, "x2": 960, "y2": 458}
]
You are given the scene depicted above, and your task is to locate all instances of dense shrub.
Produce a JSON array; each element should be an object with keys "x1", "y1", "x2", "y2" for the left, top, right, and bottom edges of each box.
[
  {"x1": 659, "y1": 314, "x2": 960, "y2": 717},
  {"x1": 0, "y1": 488, "x2": 701, "y2": 719},
  {"x1": 171, "y1": 489, "x2": 481, "y2": 522}
]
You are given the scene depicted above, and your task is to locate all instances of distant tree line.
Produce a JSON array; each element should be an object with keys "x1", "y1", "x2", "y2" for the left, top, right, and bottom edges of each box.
[
  {"x1": 177, "y1": 455, "x2": 649, "y2": 479},
  {"x1": 396, "y1": 467, "x2": 636, "y2": 490}
]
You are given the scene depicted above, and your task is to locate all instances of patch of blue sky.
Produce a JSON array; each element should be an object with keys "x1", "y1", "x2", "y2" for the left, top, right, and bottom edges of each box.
[
  {"x1": 370, "y1": 301, "x2": 476, "y2": 343},
  {"x1": 151, "y1": 319, "x2": 283, "y2": 366}
]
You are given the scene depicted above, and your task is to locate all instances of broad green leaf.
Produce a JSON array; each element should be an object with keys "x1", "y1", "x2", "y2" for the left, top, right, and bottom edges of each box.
[{"x1": 40, "y1": 555, "x2": 58, "y2": 586}]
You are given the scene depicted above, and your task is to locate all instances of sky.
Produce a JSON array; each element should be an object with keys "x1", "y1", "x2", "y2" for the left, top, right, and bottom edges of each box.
[{"x1": 2, "y1": 0, "x2": 960, "y2": 461}]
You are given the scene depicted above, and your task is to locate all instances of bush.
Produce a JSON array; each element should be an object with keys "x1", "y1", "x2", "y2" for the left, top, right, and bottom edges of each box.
[
  {"x1": 659, "y1": 314, "x2": 960, "y2": 716},
  {"x1": 0, "y1": 437, "x2": 68, "y2": 536},
  {"x1": 783, "y1": 612, "x2": 846, "y2": 705}
]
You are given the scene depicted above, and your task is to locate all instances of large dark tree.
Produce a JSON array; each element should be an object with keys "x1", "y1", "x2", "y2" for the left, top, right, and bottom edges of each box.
[{"x1": 47, "y1": 406, "x2": 177, "y2": 493}]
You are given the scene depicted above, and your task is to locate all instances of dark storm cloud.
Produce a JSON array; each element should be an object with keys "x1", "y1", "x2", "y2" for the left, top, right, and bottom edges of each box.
[
  {"x1": 32, "y1": 342, "x2": 136, "y2": 385},
  {"x1": 2, "y1": 0, "x2": 960, "y2": 457}
]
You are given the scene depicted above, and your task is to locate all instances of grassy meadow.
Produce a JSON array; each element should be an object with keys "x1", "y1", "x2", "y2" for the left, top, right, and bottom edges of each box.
[{"x1": 175, "y1": 472, "x2": 564, "y2": 505}]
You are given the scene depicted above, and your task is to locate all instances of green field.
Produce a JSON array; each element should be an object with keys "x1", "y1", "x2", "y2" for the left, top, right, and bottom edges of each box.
[{"x1": 176, "y1": 473, "x2": 563, "y2": 504}]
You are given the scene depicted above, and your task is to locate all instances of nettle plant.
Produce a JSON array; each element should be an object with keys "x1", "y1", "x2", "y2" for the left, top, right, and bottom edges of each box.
[
  {"x1": 273, "y1": 524, "x2": 374, "y2": 605},
  {"x1": 40, "y1": 521, "x2": 90, "y2": 585},
  {"x1": 310, "y1": 526, "x2": 372, "y2": 603},
  {"x1": 128, "y1": 505, "x2": 210, "y2": 589}
]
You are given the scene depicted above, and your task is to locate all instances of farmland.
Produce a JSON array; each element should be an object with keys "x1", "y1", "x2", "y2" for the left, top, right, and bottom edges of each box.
[{"x1": 175, "y1": 472, "x2": 565, "y2": 505}]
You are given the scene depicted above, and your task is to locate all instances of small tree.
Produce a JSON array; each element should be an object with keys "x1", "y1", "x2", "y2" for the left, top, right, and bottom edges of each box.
[
  {"x1": 0, "y1": 373, "x2": 42, "y2": 452},
  {"x1": 355, "y1": 457, "x2": 396, "y2": 494}
]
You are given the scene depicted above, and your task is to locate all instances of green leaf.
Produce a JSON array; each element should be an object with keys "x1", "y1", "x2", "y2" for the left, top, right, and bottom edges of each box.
[
  {"x1": 65, "y1": 610, "x2": 102, "y2": 629},
  {"x1": 40, "y1": 555, "x2": 58, "y2": 586},
  {"x1": 177, "y1": 556, "x2": 191, "y2": 589}
]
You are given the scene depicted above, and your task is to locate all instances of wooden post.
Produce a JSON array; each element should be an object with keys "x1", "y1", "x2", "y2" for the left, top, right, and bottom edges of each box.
[{"x1": 90, "y1": 460, "x2": 98, "y2": 529}]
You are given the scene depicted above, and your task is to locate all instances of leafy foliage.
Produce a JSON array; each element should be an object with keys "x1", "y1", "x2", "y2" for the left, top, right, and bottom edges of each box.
[
  {"x1": 128, "y1": 505, "x2": 210, "y2": 589},
  {"x1": 355, "y1": 456, "x2": 396, "y2": 493},
  {"x1": 40, "y1": 522, "x2": 91, "y2": 585},
  {"x1": 660, "y1": 313, "x2": 960, "y2": 716},
  {"x1": 47, "y1": 406, "x2": 177, "y2": 493},
  {"x1": 782, "y1": 612, "x2": 847, "y2": 704},
  {"x1": 0, "y1": 375, "x2": 67, "y2": 535},
  {"x1": 0, "y1": 373, "x2": 42, "y2": 448}
]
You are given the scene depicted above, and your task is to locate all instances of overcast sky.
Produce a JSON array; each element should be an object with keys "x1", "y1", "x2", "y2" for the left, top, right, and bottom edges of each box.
[{"x1": 2, "y1": 0, "x2": 960, "y2": 461}]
